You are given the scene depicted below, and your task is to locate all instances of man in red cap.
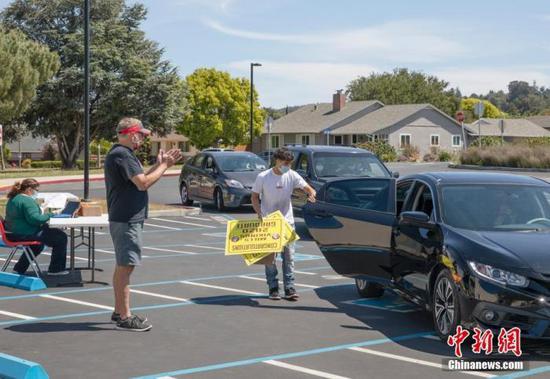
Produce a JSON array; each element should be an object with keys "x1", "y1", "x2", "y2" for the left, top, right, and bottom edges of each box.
[{"x1": 104, "y1": 117, "x2": 182, "y2": 331}]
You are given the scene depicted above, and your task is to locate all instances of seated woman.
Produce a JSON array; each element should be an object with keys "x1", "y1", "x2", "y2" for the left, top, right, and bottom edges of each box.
[{"x1": 4, "y1": 179, "x2": 68, "y2": 275}]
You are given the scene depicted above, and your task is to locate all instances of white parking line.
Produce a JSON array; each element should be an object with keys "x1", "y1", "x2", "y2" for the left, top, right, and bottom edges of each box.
[
  {"x1": 348, "y1": 347, "x2": 495, "y2": 378},
  {"x1": 130, "y1": 289, "x2": 188, "y2": 302},
  {"x1": 180, "y1": 281, "x2": 261, "y2": 295},
  {"x1": 239, "y1": 275, "x2": 319, "y2": 288},
  {"x1": 144, "y1": 223, "x2": 182, "y2": 231},
  {"x1": 95, "y1": 249, "x2": 116, "y2": 255},
  {"x1": 185, "y1": 244, "x2": 225, "y2": 251},
  {"x1": 40, "y1": 294, "x2": 114, "y2": 310},
  {"x1": 0, "y1": 310, "x2": 36, "y2": 320},
  {"x1": 0, "y1": 257, "x2": 19, "y2": 264},
  {"x1": 144, "y1": 247, "x2": 197, "y2": 255},
  {"x1": 150, "y1": 218, "x2": 216, "y2": 229},
  {"x1": 42, "y1": 252, "x2": 89, "y2": 262},
  {"x1": 294, "y1": 270, "x2": 317, "y2": 276},
  {"x1": 184, "y1": 216, "x2": 211, "y2": 221},
  {"x1": 264, "y1": 360, "x2": 350, "y2": 379}
]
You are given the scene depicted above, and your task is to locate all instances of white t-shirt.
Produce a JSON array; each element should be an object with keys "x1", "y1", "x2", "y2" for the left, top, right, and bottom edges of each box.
[{"x1": 252, "y1": 168, "x2": 307, "y2": 224}]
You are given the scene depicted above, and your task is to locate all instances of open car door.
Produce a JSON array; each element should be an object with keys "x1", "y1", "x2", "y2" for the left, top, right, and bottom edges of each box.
[{"x1": 304, "y1": 178, "x2": 396, "y2": 281}]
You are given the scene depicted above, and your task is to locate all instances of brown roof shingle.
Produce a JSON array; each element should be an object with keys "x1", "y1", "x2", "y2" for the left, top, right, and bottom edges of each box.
[
  {"x1": 467, "y1": 118, "x2": 550, "y2": 137},
  {"x1": 269, "y1": 100, "x2": 382, "y2": 134}
]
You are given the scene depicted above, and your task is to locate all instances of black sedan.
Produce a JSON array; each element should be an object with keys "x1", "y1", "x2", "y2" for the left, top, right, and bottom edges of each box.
[
  {"x1": 303, "y1": 172, "x2": 550, "y2": 339},
  {"x1": 179, "y1": 151, "x2": 267, "y2": 210}
]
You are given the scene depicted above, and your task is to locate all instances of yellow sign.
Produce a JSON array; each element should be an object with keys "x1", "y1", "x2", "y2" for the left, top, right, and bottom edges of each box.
[
  {"x1": 225, "y1": 218, "x2": 284, "y2": 255},
  {"x1": 225, "y1": 211, "x2": 300, "y2": 266}
]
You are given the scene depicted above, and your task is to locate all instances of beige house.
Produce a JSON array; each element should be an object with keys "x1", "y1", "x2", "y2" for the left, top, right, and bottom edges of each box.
[
  {"x1": 260, "y1": 92, "x2": 466, "y2": 156},
  {"x1": 467, "y1": 118, "x2": 550, "y2": 142},
  {"x1": 150, "y1": 132, "x2": 197, "y2": 159}
]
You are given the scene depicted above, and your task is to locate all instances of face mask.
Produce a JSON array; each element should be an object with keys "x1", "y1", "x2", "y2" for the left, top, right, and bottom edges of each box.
[
  {"x1": 279, "y1": 165, "x2": 290, "y2": 174},
  {"x1": 31, "y1": 190, "x2": 39, "y2": 199}
]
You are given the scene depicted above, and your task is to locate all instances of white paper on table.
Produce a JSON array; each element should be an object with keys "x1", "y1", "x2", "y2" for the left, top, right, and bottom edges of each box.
[{"x1": 37, "y1": 192, "x2": 80, "y2": 210}]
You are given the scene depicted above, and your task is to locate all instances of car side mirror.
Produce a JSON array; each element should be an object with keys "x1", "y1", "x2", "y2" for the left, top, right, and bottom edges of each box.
[
  {"x1": 392, "y1": 171, "x2": 400, "y2": 178},
  {"x1": 400, "y1": 211, "x2": 434, "y2": 229}
]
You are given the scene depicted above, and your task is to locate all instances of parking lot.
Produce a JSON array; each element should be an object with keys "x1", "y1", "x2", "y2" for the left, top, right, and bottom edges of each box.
[{"x1": 1, "y1": 199, "x2": 550, "y2": 378}]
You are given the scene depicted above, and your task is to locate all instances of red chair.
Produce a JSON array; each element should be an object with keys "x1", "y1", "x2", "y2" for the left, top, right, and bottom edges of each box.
[{"x1": 0, "y1": 218, "x2": 43, "y2": 278}]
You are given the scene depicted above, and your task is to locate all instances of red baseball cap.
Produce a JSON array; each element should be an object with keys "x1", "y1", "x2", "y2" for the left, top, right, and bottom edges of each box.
[{"x1": 116, "y1": 120, "x2": 151, "y2": 136}]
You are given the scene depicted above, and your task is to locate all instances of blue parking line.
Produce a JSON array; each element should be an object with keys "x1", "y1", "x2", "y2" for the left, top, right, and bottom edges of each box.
[
  {"x1": 498, "y1": 366, "x2": 550, "y2": 378},
  {"x1": 132, "y1": 331, "x2": 435, "y2": 379},
  {"x1": 0, "y1": 265, "x2": 332, "y2": 301},
  {"x1": 0, "y1": 283, "x2": 349, "y2": 327}
]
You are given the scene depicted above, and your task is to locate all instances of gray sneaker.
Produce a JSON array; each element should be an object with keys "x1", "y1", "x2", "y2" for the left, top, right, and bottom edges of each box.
[
  {"x1": 111, "y1": 312, "x2": 148, "y2": 324},
  {"x1": 116, "y1": 314, "x2": 152, "y2": 332},
  {"x1": 47, "y1": 270, "x2": 70, "y2": 276}
]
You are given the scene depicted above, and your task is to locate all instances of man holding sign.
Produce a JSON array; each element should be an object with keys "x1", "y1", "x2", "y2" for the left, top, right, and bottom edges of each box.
[{"x1": 252, "y1": 147, "x2": 316, "y2": 301}]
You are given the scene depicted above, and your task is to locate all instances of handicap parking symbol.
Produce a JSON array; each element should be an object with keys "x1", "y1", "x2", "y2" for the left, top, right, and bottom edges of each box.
[{"x1": 344, "y1": 290, "x2": 420, "y2": 313}]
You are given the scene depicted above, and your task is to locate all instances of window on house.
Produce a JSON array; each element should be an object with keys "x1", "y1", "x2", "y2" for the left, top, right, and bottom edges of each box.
[
  {"x1": 430, "y1": 135, "x2": 440, "y2": 146},
  {"x1": 271, "y1": 135, "x2": 280, "y2": 148},
  {"x1": 178, "y1": 142, "x2": 189, "y2": 152},
  {"x1": 297, "y1": 134, "x2": 312, "y2": 145},
  {"x1": 400, "y1": 134, "x2": 411, "y2": 147},
  {"x1": 452, "y1": 135, "x2": 462, "y2": 147},
  {"x1": 334, "y1": 135, "x2": 343, "y2": 145}
]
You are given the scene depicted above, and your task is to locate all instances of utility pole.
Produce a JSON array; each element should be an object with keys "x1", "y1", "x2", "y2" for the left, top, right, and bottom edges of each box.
[{"x1": 83, "y1": 0, "x2": 91, "y2": 200}]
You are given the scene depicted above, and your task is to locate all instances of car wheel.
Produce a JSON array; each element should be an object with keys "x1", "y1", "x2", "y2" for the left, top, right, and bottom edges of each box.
[
  {"x1": 355, "y1": 278, "x2": 384, "y2": 298},
  {"x1": 214, "y1": 188, "x2": 225, "y2": 211},
  {"x1": 180, "y1": 182, "x2": 193, "y2": 206},
  {"x1": 432, "y1": 269, "x2": 462, "y2": 340}
]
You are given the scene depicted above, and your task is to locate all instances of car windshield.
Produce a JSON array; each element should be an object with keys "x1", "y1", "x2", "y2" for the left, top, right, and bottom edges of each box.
[
  {"x1": 216, "y1": 155, "x2": 267, "y2": 172},
  {"x1": 313, "y1": 153, "x2": 390, "y2": 178},
  {"x1": 441, "y1": 184, "x2": 550, "y2": 231}
]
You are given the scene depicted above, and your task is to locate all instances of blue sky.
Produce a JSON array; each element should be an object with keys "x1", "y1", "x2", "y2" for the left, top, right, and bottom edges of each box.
[{"x1": 2, "y1": 0, "x2": 550, "y2": 107}]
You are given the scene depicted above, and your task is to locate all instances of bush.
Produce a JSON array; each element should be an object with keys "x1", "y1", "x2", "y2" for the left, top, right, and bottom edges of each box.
[
  {"x1": 472, "y1": 136, "x2": 505, "y2": 147},
  {"x1": 75, "y1": 159, "x2": 98, "y2": 169},
  {"x1": 402, "y1": 145, "x2": 420, "y2": 162},
  {"x1": 423, "y1": 153, "x2": 436, "y2": 162},
  {"x1": 460, "y1": 145, "x2": 550, "y2": 169},
  {"x1": 357, "y1": 140, "x2": 397, "y2": 162},
  {"x1": 438, "y1": 150, "x2": 452, "y2": 162},
  {"x1": 21, "y1": 158, "x2": 32, "y2": 169},
  {"x1": 31, "y1": 160, "x2": 63, "y2": 169},
  {"x1": 525, "y1": 137, "x2": 550, "y2": 147}
]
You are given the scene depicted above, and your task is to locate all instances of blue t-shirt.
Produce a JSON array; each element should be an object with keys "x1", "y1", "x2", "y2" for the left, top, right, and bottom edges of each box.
[{"x1": 104, "y1": 144, "x2": 148, "y2": 223}]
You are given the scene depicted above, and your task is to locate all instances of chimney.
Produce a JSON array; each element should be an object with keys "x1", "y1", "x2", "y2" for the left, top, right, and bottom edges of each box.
[{"x1": 333, "y1": 90, "x2": 345, "y2": 112}]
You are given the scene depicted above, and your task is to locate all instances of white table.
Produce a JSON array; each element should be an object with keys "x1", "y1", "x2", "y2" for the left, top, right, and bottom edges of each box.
[{"x1": 49, "y1": 215, "x2": 109, "y2": 283}]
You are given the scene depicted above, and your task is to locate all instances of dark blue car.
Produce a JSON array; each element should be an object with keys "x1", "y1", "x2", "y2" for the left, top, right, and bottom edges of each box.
[{"x1": 304, "y1": 172, "x2": 550, "y2": 339}]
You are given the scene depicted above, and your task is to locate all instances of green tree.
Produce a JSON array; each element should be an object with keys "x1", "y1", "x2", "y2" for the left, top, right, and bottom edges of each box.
[
  {"x1": 180, "y1": 68, "x2": 264, "y2": 149},
  {"x1": 460, "y1": 98, "x2": 504, "y2": 122},
  {"x1": 2, "y1": 0, "x2": 186, "y2": 168},
  {"x1": 347, "y1": 68, "x2": 461, "y2": 116},
  {"x1": 0, "y1": 27, "x2": 58, "y2": 125}
]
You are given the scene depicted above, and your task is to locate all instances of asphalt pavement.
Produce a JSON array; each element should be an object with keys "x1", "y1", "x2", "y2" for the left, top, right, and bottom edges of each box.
[{"x1": 0, "y1": 163, "x2": 549, "y2": 378}]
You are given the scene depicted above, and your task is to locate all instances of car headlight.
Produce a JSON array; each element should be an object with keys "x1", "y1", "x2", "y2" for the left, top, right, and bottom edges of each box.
[
  {"x1": 468, "y1": 261, "x2": 529, "y2": 287},
  {"x1": 224, "y1": 179, "x2": 244, "y2": 189}
]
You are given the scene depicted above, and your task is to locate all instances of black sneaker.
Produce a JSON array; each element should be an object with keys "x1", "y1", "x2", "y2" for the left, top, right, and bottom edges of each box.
[
  {"x1": 269, "y1": 287, "x2": 281, "y2": 300},
  {"x1": 111, "y1": 312, "x2": 148, "y2": 324},
  {"x1": 285, "y1": 287, "x2": 299, "y2": 301},
  {"x1": 116, "y1": 314, "x2": 152, "y2": 332}
]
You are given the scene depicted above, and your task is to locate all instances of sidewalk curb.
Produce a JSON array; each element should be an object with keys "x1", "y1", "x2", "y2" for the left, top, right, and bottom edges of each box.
[
  {"x1": 449, "y1": 164, "x2": 550, "y2": 173},
  {"x1": 0, "y1": 172, "x2": 180, "y2": 192}
]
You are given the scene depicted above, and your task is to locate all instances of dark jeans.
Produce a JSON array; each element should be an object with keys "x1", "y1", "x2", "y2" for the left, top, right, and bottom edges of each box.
[{"x1": 11, "y1": 226, "x2": 68, "y2": 274}]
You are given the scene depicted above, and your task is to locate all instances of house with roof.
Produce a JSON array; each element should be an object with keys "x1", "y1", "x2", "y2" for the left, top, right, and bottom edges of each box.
[
  {"x1": 259, "y1": 91, "x2": 467, "y2": 156},
  {"x1": 527, "y1": 115, "x2": 550, "y2": 131},
  {"x1": 467, "y1": 118, "x2": 550, "y2": 142}
]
